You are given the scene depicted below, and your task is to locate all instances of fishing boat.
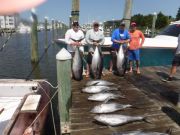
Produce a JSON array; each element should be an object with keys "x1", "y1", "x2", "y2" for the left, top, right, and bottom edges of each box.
[{"x1": 0, "y1": 79, "x2": 50, "y2": 135}]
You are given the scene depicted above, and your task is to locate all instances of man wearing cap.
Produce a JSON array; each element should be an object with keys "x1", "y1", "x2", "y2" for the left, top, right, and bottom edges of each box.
[
  {"x1": 65, "y1": 21, "x2": 85, "y2": 55},
  {"x1": 110, "y1": 21, "x2": 130, "y2": 73},
  {"x1": 128, "y1": 22, "x2": 145, "y2": 74},
  {"x1": 85, "y1": 22, "x2": 105, "y2": 77}
]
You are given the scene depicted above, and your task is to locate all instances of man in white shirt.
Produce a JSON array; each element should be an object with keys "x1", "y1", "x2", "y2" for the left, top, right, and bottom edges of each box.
[
  {"x1": 65, "y1": 21, "x2": 85, "y2": 55},
  {"x1": 85, "y1": 22, "x2": 105, "y2": 77}
]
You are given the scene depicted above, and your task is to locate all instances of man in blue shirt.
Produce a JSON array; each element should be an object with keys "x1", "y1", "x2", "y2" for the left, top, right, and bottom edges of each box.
[{"x1": 109, "y1": 21, "x2": 130, "y2": 73}]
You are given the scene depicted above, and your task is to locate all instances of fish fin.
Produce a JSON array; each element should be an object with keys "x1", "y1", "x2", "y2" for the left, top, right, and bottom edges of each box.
[
  {"x1": 130, "y1": 105, "x2": 141, "y2": 109},
  {"x1": 143, "y1": 117, "x2": 153, "y2": 124},
  {"x1": 166, "y1": 127, "x2": 173, "y2": 135},
  {"x1": 93, "y1": 82, "x2": 100, "y2": 85},
  {"x1": 103, "y1": 97, "x2": 111, "y2": 103},
  {"x1": 119, "y1": 95, "x2": 126, "y2": 99}
]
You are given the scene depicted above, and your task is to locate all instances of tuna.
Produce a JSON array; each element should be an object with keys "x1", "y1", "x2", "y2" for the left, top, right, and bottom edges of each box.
[
  {"x1": 91, "y1": 103, "x2": 132, "y2": 113},
  {"x1": 86, "y1": 80, "x2": 115, "y2": 86},
  {"x1": 82, "y1": 86, "x2": 118, "y2": 94},
  {"x1": 88, "y1": 93, "x2": 125, "y2": 102},
  {"x1": 91, "y1": 46, "x2": 103, "y2": 79},
  {"x1": 112, "y1": 131, "x2": 169, "y2": 135},
  {"x1": 117, "y1": 45, "x2": 127, "y2": 76},
  {"x1": 94, "y1": 114, "x2": 145, "y2": 126},
  {"x1": 72, "y1": 47, "x2": 83, "y2": 81}
]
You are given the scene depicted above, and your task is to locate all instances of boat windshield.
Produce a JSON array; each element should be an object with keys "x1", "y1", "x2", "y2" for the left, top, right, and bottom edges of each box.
[{"x1": 159, "y1": 24, "x2": 180, "y2": 37}]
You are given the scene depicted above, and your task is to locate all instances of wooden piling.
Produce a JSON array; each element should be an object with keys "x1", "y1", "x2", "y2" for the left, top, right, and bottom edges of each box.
[
  {"x1": 56, "y1": 48, "x2": 72, "y2": 134},
  {"x1": 31, "y1": 9, "x2": 39, "y2": 63},
  {"x1": 55, "y1": 21, "x2": 58, "y2": 38},
  {"x1": 44, "y1": 17, "x2": 48, "y2": 50},
  {"x1": 152, "y1": 12, "x2": 157, "y2": 37},
  {"x1": 123, "y1": 0, "x2": 133, "y2": 29},
  {"x1": 52, "y1": 19, "x2": 55, "y2": 41}
]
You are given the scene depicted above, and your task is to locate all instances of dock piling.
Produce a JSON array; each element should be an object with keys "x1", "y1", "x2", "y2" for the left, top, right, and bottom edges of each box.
[
  {"x1": 52, "y1": 19, "x2": 55, "y2": 41},
  {"x1": 44, "y1": 17, "x2": 48, "y2": 50},
  {"x1": 56, "y1": 48, "x2": 72, "y2": 135},
  {"x1": 123, "y1": 0, "x2": 133, "y2": 29},
  {"x1": 31, "y1": 9, "x2": 39, "y2": 63}
]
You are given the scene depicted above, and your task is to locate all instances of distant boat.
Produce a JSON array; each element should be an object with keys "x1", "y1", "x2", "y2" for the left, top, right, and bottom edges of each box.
[
  {"x1": 0, "y1": 79, "x2": 49, "y2": 135},
  {"x1": 55, "y1": 20, "x2": 180, "y2": 49},
  {"x1": 17, "y1": 23, "x2": 31, "y2": 34},
  {"x1": 143, "y1": 20, "x2": 180, "y2": 48}
]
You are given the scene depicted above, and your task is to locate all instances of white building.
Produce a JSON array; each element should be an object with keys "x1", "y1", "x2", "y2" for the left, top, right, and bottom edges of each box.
[{"x1": 0, "y1": 15, "x2": 16, "y2": 29}]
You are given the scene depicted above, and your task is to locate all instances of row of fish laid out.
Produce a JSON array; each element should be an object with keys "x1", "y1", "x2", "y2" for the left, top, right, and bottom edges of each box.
[
  {"x1": 72, "y1": 45, "x2": 127, "y2": 81},
  {"x1": 112, "y1": 130, "x2": 170, "y2": 135},
  {"x1": 81, "y1": 80, "x2": 169, "y2": 135}
]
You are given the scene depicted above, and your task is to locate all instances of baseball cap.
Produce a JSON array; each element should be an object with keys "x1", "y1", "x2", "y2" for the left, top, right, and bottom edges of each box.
[
  {"x1": 120, "y1": 21, "x2": 125, "y2": 26},
  {"x1": 93, "y1": 22, "x2": 99, "y2": 27},
  {"x1": 72, "y1": 21, "x2": 79, "y2": 26},
  {"x1": 130, "y1": 22, "x2": 137, "y2": 27}
]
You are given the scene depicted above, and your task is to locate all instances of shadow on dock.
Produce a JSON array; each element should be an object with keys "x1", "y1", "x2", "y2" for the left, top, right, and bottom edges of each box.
[{"x1": 162, "y1": 106, "x2": 180, "y2": 126}]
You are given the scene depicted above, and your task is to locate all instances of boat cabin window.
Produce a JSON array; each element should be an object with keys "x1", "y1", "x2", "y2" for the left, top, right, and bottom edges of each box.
[{"x1": 160, "y1": 24, "x2": 180, "y2": 37}]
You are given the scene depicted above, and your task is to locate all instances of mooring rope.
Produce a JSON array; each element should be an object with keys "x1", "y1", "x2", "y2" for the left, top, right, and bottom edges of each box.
[
  {"x1": 37, "y1": 82, "x2": 57, "y2": 135},
  {"x1": 25, "y1": 43, "x2": 52, "y2": 80},
  {"x1": 0, "y1": 31, "x2": 13, "y2": 51},
  {"x1": 27, "y1": 86, "x2": 58, "y2": 134}
]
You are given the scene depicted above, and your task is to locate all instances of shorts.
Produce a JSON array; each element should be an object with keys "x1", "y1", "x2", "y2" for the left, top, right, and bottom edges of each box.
[
  {"x1": 172, "y1": 55, "x2": 180, "y2": 66},
  {"x1": 128, "y1": 49, "x2": 140, "y2": 61},
  {"x1": 87, "y1": 52, "x2": 93, "y2": 65}
]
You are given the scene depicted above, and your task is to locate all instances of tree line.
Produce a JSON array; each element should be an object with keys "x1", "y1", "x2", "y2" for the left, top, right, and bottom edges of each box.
[{"x1": 131, "y1": 7, "x2": 180, "y2": 30}]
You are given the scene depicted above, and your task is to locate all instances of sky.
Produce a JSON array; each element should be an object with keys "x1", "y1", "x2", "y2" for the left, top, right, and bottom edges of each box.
[{"x1": 20, "y1": 0, "x2": 180, "y2": 25}]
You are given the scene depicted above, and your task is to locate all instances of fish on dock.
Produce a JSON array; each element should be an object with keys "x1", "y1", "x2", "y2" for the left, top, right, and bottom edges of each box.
[
  {"x1": 86, "y1": 80, "x2": 116, "y2": 86},
  {"x1": 72, "y1": 47, "x2": 83, "y2": 81},
  {"x1": 88, "y1": 93, "x2": 125, "y2": 102},
  {"x1": 82, "y1": 86, "x2": 118, "y2": 94},
  {"x1": 117, "y1": 45, "x2": 126, "y2": 76},
  {"x1": 91, "y1": 46, "x2": 103, "y2": 79},
  {"x1": 94, "y1": 114, "x2": 145, "y2": 126},
  {"x1": 91, "y1": 103, "x2": 132, "y2": 113},
  {"x1": 112, "y1": 130, "x2": 169, "y2": 135}
]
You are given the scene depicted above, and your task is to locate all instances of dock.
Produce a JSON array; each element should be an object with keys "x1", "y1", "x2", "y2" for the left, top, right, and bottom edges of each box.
[{"x1": 70, "y1": 66, "x2": 180, "y2": 135}]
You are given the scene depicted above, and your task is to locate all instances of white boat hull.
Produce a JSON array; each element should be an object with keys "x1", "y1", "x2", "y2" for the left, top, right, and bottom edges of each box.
[{"x1": 55, "y1": 35, "x2": 178, "y2": 49}]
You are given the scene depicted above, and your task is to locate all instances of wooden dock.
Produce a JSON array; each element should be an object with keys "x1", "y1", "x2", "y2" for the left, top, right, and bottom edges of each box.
[{"x1": 70, "y1": 66, "x2": 180, "y2": 135}]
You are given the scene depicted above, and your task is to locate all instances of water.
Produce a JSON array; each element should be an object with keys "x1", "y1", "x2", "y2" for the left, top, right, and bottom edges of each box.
[{"x1": 0, "y1": 32, "x2": 175, "y2": 134}]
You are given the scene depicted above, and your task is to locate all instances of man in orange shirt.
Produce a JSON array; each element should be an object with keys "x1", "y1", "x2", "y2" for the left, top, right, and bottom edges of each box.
[{"x1": 128, "y1": 22, "x2": 145, "y2": 74}]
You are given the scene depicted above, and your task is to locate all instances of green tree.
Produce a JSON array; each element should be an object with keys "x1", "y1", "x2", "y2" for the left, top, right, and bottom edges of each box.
[
  {"x1": 155, "y1": 12, "x2": 169, "y2": 29},
  {"x1": 176, "y1": 7, "x2": 180, "y2": 21}
]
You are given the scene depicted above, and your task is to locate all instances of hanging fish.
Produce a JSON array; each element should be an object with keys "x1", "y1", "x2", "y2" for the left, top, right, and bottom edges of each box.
[
  {"x1": 91, "y1": 46, "x2": 103, "y2": 79},
  {"x1": 72, "y1": 47, "x2": 83, "y2": 81},
  {"x1": 117, "y1": 45, "x2": 126, "y2": 76}
]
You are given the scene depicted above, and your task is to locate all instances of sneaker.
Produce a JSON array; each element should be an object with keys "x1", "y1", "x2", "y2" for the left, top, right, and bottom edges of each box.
[{"x1": 162, "y1": 77, "x2": 173, "y2": 82}]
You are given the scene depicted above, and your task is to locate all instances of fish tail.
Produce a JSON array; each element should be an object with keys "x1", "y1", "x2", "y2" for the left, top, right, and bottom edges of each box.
[
  {"x1": 143, "y1": 117, "x2": 153, "y2": 124},
  {"x1": 166, "y1": 127, "x2": 173, "y2": 135}
]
